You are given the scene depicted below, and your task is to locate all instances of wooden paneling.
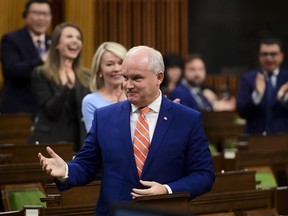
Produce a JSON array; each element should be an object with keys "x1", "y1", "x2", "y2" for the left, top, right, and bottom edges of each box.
[
  {"x1": 0, "y1": 113, "x2": 32, "y2": 145},
  {"x1": 0, "y1": 0, "x2": 26, "y2": 89},
  {"x1": 0, "y1": 1, "x2": 25, "y2": 36},
  {"x1": 205, "y1": 75, "x2": 240, "y2": 97},
  {"x1": 0, "y1": 0, "x2": 188, "y2": 89},
  {"x1": 62, "y1": 0, "x2": 95, "y2": 68},
  {"x1": 0, "y1": 143, "x2": 74, "y2": 164},
  {"x1": 94, "y1": 0, "x2": 188, "y2": 57},
  {"x1": 0, "y1": 0, "x2": 57, "y2": 90}
]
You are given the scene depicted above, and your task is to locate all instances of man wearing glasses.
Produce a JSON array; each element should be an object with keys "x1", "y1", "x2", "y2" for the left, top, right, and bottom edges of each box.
[
  {"x1": 237, "y1": 37, "x2": 288, "y2": 135},
  {"x1": 0, "y1": 0, "x2": 52, "y2": 117}
]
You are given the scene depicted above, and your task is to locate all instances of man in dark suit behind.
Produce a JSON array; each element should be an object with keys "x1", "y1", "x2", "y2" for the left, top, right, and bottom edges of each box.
[
  {"x1": 169, "y1": 54, "x2": 213, "y2": 112},
  {"x1": 237, "y1": 37, "x2": 288, "y2": 135},
  {"x1": 0, "y1": 0, "x2": 52, "y2": 116},
  {"x1": 38, "y1": 46, "x2": 215, "y2": 216}
]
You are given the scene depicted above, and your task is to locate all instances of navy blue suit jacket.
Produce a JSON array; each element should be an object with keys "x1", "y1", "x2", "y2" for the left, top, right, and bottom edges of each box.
[
  {"x1": 169, "y1": 82, "x2": 212, "y2": 111},
  {"x1": 0, "y1": 27, "x2": 50, "y2": 115},
  {"x1": 236, "y1": 68, "x2": 288, "y2": 134},
  {"x1": 57, "y1": 96, "x2": 215, "y2": 216}
]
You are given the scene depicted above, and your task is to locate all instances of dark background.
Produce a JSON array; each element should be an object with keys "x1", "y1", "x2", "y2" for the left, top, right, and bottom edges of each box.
[{"x1": 188, "y1": 0, "x2": 288, "y2": 75}]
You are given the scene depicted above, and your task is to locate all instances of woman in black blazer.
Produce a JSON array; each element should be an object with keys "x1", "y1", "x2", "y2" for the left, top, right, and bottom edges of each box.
[{"x1": 29, "y1": 22, "x2": 90, "y2": 151}]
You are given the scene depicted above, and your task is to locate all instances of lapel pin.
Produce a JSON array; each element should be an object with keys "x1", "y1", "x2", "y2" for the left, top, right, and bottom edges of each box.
[{"x1": 163, "y1": 117, "x2": 168, "y2": 121}]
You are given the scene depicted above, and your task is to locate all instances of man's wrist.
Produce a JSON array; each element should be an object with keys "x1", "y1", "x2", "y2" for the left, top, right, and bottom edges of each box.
[
  {"x1": 163, "y1": 184, "x2": 172, "y2": 194},
  {"x1": 279, "y1": 92, "x2": 288, "y2": 103},
  {"x1": 57, "y1": 163, "x2": 69, "y2": 183}
]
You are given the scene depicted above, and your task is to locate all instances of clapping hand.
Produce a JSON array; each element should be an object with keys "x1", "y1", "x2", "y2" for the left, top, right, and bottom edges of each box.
[
  {"x1": 277, "y1": 82, "x2": 288, "y2": 100},
  {"x1": 255, "y1": 72, "x2": 266, "y2": 95}
]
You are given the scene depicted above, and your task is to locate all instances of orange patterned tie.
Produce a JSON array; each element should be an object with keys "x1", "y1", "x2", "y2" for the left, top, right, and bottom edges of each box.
[{"x1": 133, "y1": 107, "x2": 151, "y2": 177}]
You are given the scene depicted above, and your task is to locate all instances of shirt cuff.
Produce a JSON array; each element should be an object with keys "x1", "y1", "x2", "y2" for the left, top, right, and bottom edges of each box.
[
  {"x1": 280, "y1": 92, "x2": 288, "y2": 103},
  {"x1": 57, "y1": 163, "x2": 69, "y2": 183},
  {"x1": 164, "y1": 184, "x2": 173, "y2": 194},
  {"x1": 252, "y1": 90, "x2": 263, "y2": 105}
]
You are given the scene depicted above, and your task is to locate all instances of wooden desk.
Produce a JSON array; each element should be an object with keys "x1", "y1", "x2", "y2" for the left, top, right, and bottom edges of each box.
[
  {"x1": 0, "y1": 113, "x2": 32, "y2": 145},
  {"x1": 275, "y1": 186, "x2": 288, "y2": 215},
  {"x1": 190, "y1": 189, "x2": 275, "y2": 215},
  {"x1": 210, "y1": 170, "x2": 256, "y2": 193},
  {"x1": 133, "y1": 192, "x2": 190, "y2": 212},
  {"x1": 189, "y1": 170, "x2": 275, "y2": 215},
  {"x1": 0, "y1": 205, "x2": 96, "y2": 216},
  {"x1": 0, "y1": 163, "x2": 53, "y2": 185},
  {"x1": 0, "y1": 143, "x2": 74, "y2": 164},
  {"x1": 202, "y1": 111, "x2": 245, "y2": 149},
  {"x1": 237, "y1": 134, "x2": 288, "y2": 151},
  {"x1": 212, "y1": 153, "x2": 238, "y2": 172},
  {"x1": 42, "y1": 204, "x2": 96, "y2": 216},
  {"x1": 43, "y1": 181, "x2": 101, "y2": 207},
  {"x1": 2, "y1": 169, "x2": 276, "y2": 216},
  {"x1": 237, "y1": 134, "x2": 288, "y2": 186}
]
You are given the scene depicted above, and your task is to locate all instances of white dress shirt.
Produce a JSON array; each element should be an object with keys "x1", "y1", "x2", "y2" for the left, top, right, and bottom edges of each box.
[
  {"x1": 130, "y1": 91, "x2": 172, "y2": 194},
  {"x1": 130, "y1": 92, "x2": 162, "y2": 142}
]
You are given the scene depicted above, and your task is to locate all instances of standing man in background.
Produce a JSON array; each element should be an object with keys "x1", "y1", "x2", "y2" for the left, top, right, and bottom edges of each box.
[
  {"x1": 0, "y1": 0, "x2": 52, "y2": 116},
  {"x1": 237, "y1": 37, "x2": 288, "y2": 135}
]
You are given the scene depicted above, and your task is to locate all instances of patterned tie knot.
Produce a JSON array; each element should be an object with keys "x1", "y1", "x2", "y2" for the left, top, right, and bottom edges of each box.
[{"x1": 139, "y1": 107, "x2": 150, "y2": 116}]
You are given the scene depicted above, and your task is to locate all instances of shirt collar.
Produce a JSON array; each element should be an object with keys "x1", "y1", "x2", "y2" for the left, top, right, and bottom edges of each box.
[
  {"x1": 263, "y1": 68, "x2": 280, "y2": 77},
  {"x1": 131, "y1": 90, "x2": 162, "y2": 114},
  {"x1": 181, "y1": 79, "x2": 201, "y2": 94},
  {"x1": 29, "y1": 30, "x2": 45, "y2": 44}
]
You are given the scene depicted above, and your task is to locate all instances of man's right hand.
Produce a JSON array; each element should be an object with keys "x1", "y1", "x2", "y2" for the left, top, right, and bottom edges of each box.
[
  {"x1": 38, "y1": 146, "x2": 66, "y2": 177},
  {"x1": 255, "y1": 72, "x2": 266, "y2": 95},
  {"x1": 277, "y1": 82, "x2": 288, "y2": 100}
]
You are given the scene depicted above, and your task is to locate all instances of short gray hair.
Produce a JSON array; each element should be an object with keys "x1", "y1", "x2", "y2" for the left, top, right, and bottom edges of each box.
[{"x1": 127, "y1": 46, "x2": 164, "y2": 74}]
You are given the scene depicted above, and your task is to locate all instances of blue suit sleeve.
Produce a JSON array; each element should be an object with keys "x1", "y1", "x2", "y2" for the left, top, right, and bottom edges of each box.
[
  {"x1": 167, "y1": 113, "x2": 215, "y2": 199},
  {"x1": 56, "y1": 110, "x2": 102, "y2": 191},
  {"x1": 236, "y1": 74, "x2": 260, "y2": 119}
]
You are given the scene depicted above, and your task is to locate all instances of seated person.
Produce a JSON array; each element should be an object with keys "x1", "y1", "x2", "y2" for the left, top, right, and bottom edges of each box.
[
  {"x1": 161, "y1": 53, "x2": 184, "y2": 97},
  {"x1": 169, "y1": 54, "x2": 235, "y2": 111}
]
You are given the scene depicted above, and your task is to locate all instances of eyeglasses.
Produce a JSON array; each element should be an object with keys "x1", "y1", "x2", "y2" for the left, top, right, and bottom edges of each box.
[
  {"x1": 259, "y1": 52, "x2": 280, "y2": 58},
  {"x1": 28, "y1": 11, "x2": 51, "y2": 17}
]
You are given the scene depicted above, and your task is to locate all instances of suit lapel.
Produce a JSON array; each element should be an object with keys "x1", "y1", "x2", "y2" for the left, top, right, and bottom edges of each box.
[
  {"x1": 276, "y1": 69, "x2": 286, "y2": 90},
  {"x1": 142, "y1": 97, "x2": 174, "y2": 177},
  {"x1": 21, "y1": 27, "x2": 50, "y2": 56},
  {"x1": 118, "y1": 101, "x2": 139, "y2": 179},
  {"x1": 20, "y1": 28, "x2": 39, "y2": 57}
]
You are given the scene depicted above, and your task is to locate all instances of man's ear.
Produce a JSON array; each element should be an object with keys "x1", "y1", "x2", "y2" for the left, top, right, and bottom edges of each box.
[{"x1": 156, "y1": 71, "x2": 164, "y2": 85}]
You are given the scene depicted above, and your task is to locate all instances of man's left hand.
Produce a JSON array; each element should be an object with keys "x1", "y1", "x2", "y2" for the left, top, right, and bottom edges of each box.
[{"x1": 131, "y1": 180, "x2": 168, "y2": 199}]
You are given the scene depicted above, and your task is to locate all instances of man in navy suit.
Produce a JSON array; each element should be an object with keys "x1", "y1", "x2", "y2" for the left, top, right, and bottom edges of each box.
[
  {"x1": 0, "y1": 0, "x2": 52, "y2": 116},
  {"x1": 169, "y1": 54, "x2": 213, "y2": 112},
  {"x1": 169, "y1": 54, "x2": 235, "y2": 112},
  {"x1": 38, "y1": 46, "x2": 215, "y2": 216},
  {"x1": 237, "y1": 37, "x2": 288, "y2": 135}
]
